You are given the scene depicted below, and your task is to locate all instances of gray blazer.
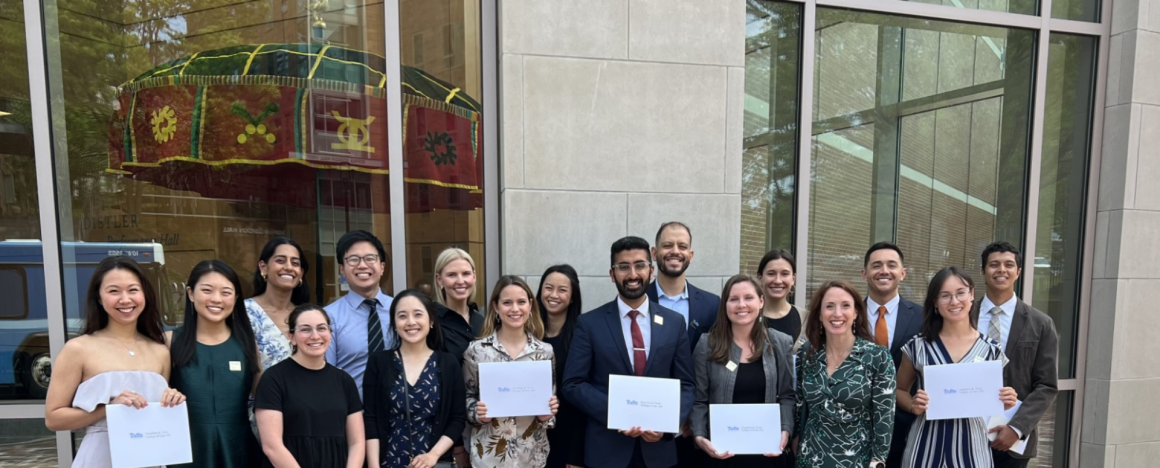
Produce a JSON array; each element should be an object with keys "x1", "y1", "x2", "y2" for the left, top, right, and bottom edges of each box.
[
  {"x1": 690, "y1": 329, "x2": 796, "y2": 439},
  {"x1": 973, "y1": 298, "x2": 1059, "y2": 459}
]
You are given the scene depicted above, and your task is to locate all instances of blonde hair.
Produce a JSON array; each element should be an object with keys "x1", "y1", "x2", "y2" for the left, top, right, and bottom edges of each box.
[
  {"x1": 433, "y1": 248, "x2": 478, "y2": 307},
  {"x1": 480, "y1": 275, "x2": 544, "y2": 340}
]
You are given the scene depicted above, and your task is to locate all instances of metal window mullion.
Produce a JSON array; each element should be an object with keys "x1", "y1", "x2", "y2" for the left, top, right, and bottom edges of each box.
[
  {"x1": 0, "y1": 404, "x2": 49, "y2": 419},
  {"x1": 482, "y1": 0, "x2": 499, "y2": 298},
  {"x1": 816, "y1": 0, "x2": 1042, "y2": 30},
  {"x1": 1019, "y1": 0, "x2": 1053, "y2": 306},
  {"x1": 794, "y1": 0, "x2": 817, "y2": 308},
  {"x1": 385, "y1": 0, "x2": 408, "y2": 293}
]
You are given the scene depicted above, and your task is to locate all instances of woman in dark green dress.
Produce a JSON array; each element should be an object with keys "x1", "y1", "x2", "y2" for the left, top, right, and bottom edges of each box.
[{"x1": 168, "y1": 260, "x2": 262, "y2": 468}]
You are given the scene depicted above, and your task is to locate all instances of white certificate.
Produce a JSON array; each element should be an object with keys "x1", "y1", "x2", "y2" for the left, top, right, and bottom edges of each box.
[
  {"x1": 924, "y1": 360, "x2": 1004, "y2": 421},
  {"x1": 987, "y1": 400, "x2": 1028, "y2": 455},
  {"x1": 106, "y1": 402, "x2": 193, "y2": 468},
  {"x1": 479, "y1": 360, "x2": 553, "y2": 418},
  {"x1": 710, "y1": 404, "x2": 782, "y2": 455},
  {"x1": 607, "y1": 375, "x2": 680, "y2": 433}
]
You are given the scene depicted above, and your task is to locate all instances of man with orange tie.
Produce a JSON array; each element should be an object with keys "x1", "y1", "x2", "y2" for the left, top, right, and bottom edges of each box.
[{"x1": 861, "y1": 241, "x2": 922, "y2": 468}]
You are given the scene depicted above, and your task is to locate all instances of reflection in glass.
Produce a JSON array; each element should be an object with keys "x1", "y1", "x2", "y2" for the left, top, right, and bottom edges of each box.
[
  {"x1": 1052, "y1": 0, "x2": 1100, "y2": 22},
  {"x1": 0, "y1": 418, "x2": 57, "y2": 466},
  {"x1": 741, "y1": 0, "x2": 801, "y2": 274},
  {"x1": 907, "y1": 0, "x2": 1036, "y2": 16},
  {"x1": 0, "y1": 0, "x2": 50, "y2": 401},
  {"x1": 1034, "y1": 34, "x2": 1096, "y2": 381},
  {"x1": 1032, "y1": 391, "x2": 1074, "y2": 468},
  {"x1": 807, "y1": 8, "x2": 1036, "y2": 299},
  {"x1": 399, "y1": 0, "x2": 487, "y2": 304}
]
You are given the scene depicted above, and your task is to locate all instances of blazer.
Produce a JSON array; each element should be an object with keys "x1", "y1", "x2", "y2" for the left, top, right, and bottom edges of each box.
[
  {"x1": 882, "y1": 295, "x2": 923, "y2": 467},
  {"x1": 363, "y1": 349, "x2": 467, "y2": 463},
  {"x1": 562, "y1": 299, "x2": 696, "y2": 468},
  {"x1": 972, "y1": 298, "x2": 1059, "y2": 459},
  {"x1": 689, "y1": 329, "x2": 796, "y2": 440},
  {"x1": 646, "y1": 280, "x2": 721, "y2": 350}
]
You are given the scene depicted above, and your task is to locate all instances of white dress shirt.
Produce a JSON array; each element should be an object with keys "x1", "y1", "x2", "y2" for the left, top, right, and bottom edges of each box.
[
  {"x1": 866, "y1": 294, "x2": 901, "y2": 348},
  {"x1": 979, "y1": 294, "x2": 1018, "y2": 350},
  {"x1": 618, "y1": 297, "x2": 652, "y2": 368}
]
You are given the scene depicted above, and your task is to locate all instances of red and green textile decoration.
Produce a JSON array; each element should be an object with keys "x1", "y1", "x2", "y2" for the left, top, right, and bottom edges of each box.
[{"x1": 108, "y1": 43, "x2": 482, "y2": 212}]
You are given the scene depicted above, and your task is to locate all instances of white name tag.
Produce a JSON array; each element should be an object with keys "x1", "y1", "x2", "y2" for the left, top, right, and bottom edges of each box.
[
  {"x1": 654, "y1": 315, "x2": 664, "y2": 326},
  {"x1": 725, "y1": 361, "x2": 738, "y2": 372},
  {"x1": 229, "y1": 361, "x2": 242, "y2": 372}
]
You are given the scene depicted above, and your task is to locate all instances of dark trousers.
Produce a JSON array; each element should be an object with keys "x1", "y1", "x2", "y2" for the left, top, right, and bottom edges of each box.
[
  {"x1": 675, "y1": 433, "x2": 701, "y2": 468},
  {"x1": 991, "y1": 449, "x2": 1031, "y2": 468}
]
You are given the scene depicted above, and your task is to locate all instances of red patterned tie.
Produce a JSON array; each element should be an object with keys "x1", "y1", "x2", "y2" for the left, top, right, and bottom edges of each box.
[{"x1": 629, "y1": 310, "x2": 647, "y2": 376}]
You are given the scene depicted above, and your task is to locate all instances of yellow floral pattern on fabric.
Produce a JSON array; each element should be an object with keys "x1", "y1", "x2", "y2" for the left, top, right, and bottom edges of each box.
[{"x1": 150, "y1": 106, "x2": 177, "y2": 143}]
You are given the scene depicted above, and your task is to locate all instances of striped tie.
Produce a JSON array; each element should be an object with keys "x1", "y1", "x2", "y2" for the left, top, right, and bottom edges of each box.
[
  {"x1": 987, "y1": 306, "x2": 1004, "y2": 344},
  {"x1": 365, "y1": 299, "x2": 385, "y2": 354}
]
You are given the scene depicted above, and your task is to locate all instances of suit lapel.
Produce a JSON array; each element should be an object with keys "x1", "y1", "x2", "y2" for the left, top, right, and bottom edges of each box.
[
  {"x1": 892, "y1": 299, "x2": 919, "y2": 355},
  {"x1": 1007, "y1": 301, "x2": 1029, "y2": 353},
  {"x1": 603, "y1": 305, "x2": 634, "y2": 374}
]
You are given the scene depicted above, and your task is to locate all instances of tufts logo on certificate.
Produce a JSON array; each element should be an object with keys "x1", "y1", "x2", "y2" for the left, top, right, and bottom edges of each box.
[
  {"x1": 479, "y1": 360, "x2": 553, "y2": 418},
  {"x1": 106, "y1": 402, "x2": 193, "y2": 468},
  {"x1": 924, "y1": 360, "x2": 1004, "y2": 421},
  {"x1": 607, "y1": 375, "x2": 680, "y2": 433},
  {"x1": 710, "y1": 404, "x2": 781, "y2": 455}
]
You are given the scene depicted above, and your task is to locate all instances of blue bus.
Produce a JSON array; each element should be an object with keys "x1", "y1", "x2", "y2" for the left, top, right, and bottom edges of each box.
[{"x1": 0, "y1": 240, "x2": 176, "y2": 399}]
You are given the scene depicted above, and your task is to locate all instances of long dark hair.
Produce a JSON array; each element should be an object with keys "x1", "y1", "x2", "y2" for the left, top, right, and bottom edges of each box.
[
  {"x1": 707, "y1": 274, "x2": 772, "y2": 364},
  {"x1": 252, "y1": 237, "x2": 310, "y2": 305},
  {"x1": 803, "y1": 280, "x2": 873, "y2": 355},
  {"x1": 535, "y1": 265, "x2": 582, "y2": 351},
  {"x1": 81, "y1": 257, "x2": 166, "y2": 345},
  {"x1": 172, "y1": 260, "x2": 260, "y2": 375},
  {"x1": 388, "y1": 289, "x2": 444, "y2": 352},
  {"x1": 921, "y1": 266, "x2": 979, "y2": 339}
]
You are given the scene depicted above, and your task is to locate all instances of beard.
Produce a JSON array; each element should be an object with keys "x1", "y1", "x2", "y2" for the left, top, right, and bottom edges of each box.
[
  {"x1": 616, "y1": 277, "x2": 647, "y2": 300},
  {"x1": 657, "y1": 255, "x2": 690, "y2": 278}
]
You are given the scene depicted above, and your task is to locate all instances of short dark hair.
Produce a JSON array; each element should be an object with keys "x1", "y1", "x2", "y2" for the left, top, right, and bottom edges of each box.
[
  {"x1": 980, "y1": 241, "x2": 1023, "y2": 270},
  {"x1": 864, "y1": 241, "x2": 905, "y2": 267},
  {"x1": 757, "y1": 249, "x2": 796, "y2": 275},
  {"x1": 611, "y1": 236, "x2": 652, "y2": 265},
  {"x1": 335, "y1": 230, "x2": 388, "y2": 265},
  {"x1": 655, "y1": 221, "x2": 692, "y2": 245}
]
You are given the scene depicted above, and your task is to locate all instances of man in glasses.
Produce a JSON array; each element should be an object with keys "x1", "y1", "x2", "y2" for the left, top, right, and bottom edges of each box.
[
  {"x1": 563, "y1": 236, "x2": 695, "y2": 468},
  {"x1": 324, "y1": 229, "x2": 394, "y2": 398}
]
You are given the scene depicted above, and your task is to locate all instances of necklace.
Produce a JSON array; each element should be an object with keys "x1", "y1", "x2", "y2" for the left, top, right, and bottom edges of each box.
[{"x1": 110, "y1": 333, "x2": 139, "y2": 356}]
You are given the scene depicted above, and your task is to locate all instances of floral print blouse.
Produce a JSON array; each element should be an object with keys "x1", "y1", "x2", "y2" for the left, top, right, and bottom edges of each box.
[
  {"x1": 463, "y1": 332, "x2": 556, "y2": 468},
  {"x1": 244, "y1": 298, "x2": 292, "y2": 370},
  {"x1": 384, "y1": 352, "x2": 441, "y2": 467}
]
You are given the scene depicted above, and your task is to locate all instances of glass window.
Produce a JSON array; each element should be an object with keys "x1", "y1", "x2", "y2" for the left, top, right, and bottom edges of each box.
[
  {"x1": 0, "y1": 418, "x2": 58, "y2": 464},
  {"x1": 741, "y1": 0, "x2": 802, "y2": 274},
  {"x1": 0, "y1": 0, "x2": 48, "y2": 402},
  {"x1": 808, "y1": 8, "x2": 1037, "y2": 300},
  {"x1": 907, "y1": 0, "x2": 1037, "y2": 16},
  {"x1": 1034, "y1": 391, "x2": 1074, "y2": 468},
  {"x1": 43, "y1": 2, "x2": 394, "y2": 328},
  {"x1": 1052, "y1": 0, "x2": 1100, "y2": 22},
  {"x1": 1034, "y1": 33, "x2": 1096, "y2": 380},
  {"x1": 399, "y1": 0, "x2": 487, "y2": 304}
]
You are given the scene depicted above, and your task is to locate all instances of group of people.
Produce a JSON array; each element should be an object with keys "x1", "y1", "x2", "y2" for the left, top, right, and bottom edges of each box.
[{"x1": 43, "y1": 222, "x2": 1058, "y2": 468}]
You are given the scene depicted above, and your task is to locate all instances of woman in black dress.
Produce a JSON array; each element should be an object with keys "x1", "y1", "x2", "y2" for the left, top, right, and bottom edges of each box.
[
  {"x1": 255, "y1": 305, "x2": 365, "y2": 468},
  {"x1": 535, "y1": 265, "x2": 584, "y2": 468},
  {"x1": 757, "y1": 250, "x2": 801, "y2": 341}
]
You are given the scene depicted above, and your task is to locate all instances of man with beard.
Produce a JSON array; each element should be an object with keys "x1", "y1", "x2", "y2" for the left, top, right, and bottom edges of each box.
[
  {"x1": 643, "y1": 222, "x2": 719, "y2": 468},
  {"x1": 645, "y1": 222, "x2": 720, "y2": 350},
  {"x1": 563, "y1": 236, "x2": 695, "y2": 468},
  {"x1": 860, "y1": 241, "x2": 922, "y2": 468}
]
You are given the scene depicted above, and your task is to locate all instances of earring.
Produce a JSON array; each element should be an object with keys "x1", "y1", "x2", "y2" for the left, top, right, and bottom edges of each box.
[
  {"x1": 297, "y1": 278, "x2": 303, "y2": 287},
  {"x1": 261, "y1": 271, "x2": 267, "y2": 280}
]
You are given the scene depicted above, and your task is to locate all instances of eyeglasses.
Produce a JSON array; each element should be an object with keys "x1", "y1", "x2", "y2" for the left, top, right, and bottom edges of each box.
[
  {"x1": 343, "y1": 254, "x2": 381, "y2": 267},
  {"x1": 294, "y1": 325, "x2": 331, "y2": 336},
  {"x1": 613, "y1": 262, "x2": 651, "y2": 274},
  {"x1": 937, "y1": 290, "x2": 972, "y2": 304}
]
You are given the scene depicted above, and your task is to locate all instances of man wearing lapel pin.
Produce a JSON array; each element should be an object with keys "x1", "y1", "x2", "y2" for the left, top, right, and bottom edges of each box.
[
  {"x1": 564, "y1": 236, "x2": 696, "y2": 468},
  {"x1": 974, "y1": 241, "x2": 1058, "y2": 468}
]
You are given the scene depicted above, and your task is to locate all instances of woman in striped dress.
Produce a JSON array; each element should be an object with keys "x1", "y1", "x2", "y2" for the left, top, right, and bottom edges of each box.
[{"x1": 895, "y1": 266, "x2": 1018, "y2": 468}]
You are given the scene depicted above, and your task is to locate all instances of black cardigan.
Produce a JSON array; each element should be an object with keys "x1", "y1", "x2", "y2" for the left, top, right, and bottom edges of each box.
[{"x1": 363, "y1": 349, "x2": 467, "y2": 462}]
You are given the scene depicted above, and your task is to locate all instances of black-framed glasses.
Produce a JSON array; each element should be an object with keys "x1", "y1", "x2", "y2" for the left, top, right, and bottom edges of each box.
[{"x1": 343, "y1": 254, "x2": 381, "y2": 267}]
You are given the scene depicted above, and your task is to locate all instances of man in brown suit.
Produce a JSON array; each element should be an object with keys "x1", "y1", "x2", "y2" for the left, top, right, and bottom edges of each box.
[{"x1": 975, "y1": 241, "x2": 1059, "y2": 468}]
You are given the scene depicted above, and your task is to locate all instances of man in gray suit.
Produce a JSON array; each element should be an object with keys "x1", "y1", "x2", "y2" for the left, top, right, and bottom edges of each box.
[{"x1": 975, "y1": 241, "x2": 1059, "y2": 468}]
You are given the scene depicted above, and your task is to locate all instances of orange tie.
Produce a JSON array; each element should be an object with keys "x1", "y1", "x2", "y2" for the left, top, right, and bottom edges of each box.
[{"x1": 875, "y1": 305, "x2": 889, "y2": 348}]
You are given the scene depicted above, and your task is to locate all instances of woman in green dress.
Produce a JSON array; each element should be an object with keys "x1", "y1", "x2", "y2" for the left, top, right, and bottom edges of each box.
[
  {"x1": 168, "y1": 260, "x2": 262, "y2": 467},
  {"x1": 794, "y1": 280, "x2": 895, "y2": 468}
]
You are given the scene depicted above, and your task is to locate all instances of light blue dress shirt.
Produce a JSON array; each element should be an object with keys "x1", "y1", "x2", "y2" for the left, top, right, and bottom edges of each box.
[
  {"x1": 324, "y1": 289, "x2": 395, "y2": 398},
  {"x1": 655, "y1": 281, "x2": 690, "y2": 328},
  {"x1": 617, "y1": 297, "x2": 652, "y2": 368}
]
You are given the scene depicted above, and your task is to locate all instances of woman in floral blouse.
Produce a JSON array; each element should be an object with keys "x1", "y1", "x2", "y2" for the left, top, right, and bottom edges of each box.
[
  {"x1": 463, "y1": 275, "x2": 559, "y2": 468},
  {"x1": 794, "y1": 280, "x2": 895, "y2": 468}
]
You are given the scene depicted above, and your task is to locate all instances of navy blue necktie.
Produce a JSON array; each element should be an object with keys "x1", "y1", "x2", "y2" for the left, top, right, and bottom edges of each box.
[{"x1": 365, "y1": 299, "x2": 384, "y2": 353}]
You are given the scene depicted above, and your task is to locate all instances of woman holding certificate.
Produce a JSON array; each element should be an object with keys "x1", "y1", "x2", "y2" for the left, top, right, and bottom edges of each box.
[
  {"x1": 255, "y1": 305, "x2": 365, "y2": 468},
  {"x1": 463, "y1": 275, "x2": 560, "y2": 468},
  {"x1": 45, "y1": 256, "x2": 186, "y2": 468},
  {"x1": 167, "y1": 260, "x2": 261, "y2": 468},
  {"x1": 894, "y1": 267, "x2": 1018, "y2": 468},
  {"x1": 793, "y1": 280, "x2": 895, "y2": 468},
  {"x1": 536, "y1": 265, "x2": 586, "y2": 468},
  {"x1": 363, "y1": 289, "x2": 467, "y2": 468},
  {"x1": 690, "y1": 274, "x2": 796, "y2": 467}
]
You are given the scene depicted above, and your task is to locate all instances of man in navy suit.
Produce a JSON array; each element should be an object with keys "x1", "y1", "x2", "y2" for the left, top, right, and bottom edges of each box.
[
  {"x1": 564, "y1": 236, "x2": 696, "y2": 468},
  {"x1": 645, "y1": 221, "x2": 720, "y2": 350},
  {"x1": 644, "y1": 222, "x2": 719, "y2": 467},
  {"x1": 861, "y1": 241, "x2": 922, "y2": 468}
]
